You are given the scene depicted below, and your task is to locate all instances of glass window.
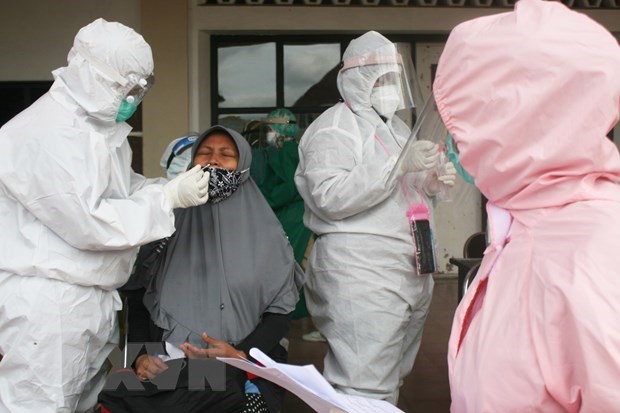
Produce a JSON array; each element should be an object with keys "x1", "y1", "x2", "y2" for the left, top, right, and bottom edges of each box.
[
  {"x1": 212, "y1": 35, "x2": 446, "y2": 137},
  {"x1": 213, "y1": 36, "x2": 353, "y2": 136},
  {"x1": 284, "y1": 44, "x2": 341, "y2": 108},
  {"x1": 218, "y1": 43, "x2": 276, "y2": 108}
]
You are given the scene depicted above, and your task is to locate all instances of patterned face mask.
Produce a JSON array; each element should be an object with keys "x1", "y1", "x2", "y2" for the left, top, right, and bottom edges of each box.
[{"x1": 203, "y1": 166, "x2": 248, "y2": 204}]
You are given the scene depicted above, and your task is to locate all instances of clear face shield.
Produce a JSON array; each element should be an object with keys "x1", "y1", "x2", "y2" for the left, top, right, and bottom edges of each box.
[
  {"x1": 388, "y1": 94, "x2": 475, "y2": 186},
  {"x1": 341, "y1": 43, "x2": 423, "y2": 121},
  {"x1": 262, "y1": 116, "x2": 298, "y2": 147}
]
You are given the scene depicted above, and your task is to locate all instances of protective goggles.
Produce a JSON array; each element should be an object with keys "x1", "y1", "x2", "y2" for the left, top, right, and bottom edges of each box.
[
  {"x1": 166, "y1": 134, "x2": 198, "y2": 170},
  {"x1": 122, "y1": 73, "x2": 155, "y2": 106}
]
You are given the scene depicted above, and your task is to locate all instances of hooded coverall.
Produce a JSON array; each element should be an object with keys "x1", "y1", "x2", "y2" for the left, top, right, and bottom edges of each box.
[
  {"x1": 294, "y1": 31, "x2": 435, "y2": 404},
  {"x1": 0, "y1": 19, "x2": 175, "y2": 412},
  {"x1": 434, "y1": 0, "x2": 620, "y2": 410}
]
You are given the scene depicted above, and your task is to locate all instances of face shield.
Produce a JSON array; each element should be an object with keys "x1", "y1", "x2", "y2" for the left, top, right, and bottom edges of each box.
[
  {"x1": 389, "y1": 93, "x2": 473, "y2": 184},
  {"x1": 262, "y1": 116, "x2": 297, "y2": 130},
  {"x1": 341, "y1": 42, "x2": 423, "y2": 119},
  {"x1": 262, "y1": 113, "x2": 299, "y2": 147},
  {"x1": 161, "y1": 134, "x2": 198, "y2": 179}
]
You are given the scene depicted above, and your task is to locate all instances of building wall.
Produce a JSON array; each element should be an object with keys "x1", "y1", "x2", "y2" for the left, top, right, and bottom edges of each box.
[
  {"x1": 141, "y1": 1, "x2": 190, "y2": 179},
  {"x1": 0, "y1": 0, "x2": 141, "y2": 81}
]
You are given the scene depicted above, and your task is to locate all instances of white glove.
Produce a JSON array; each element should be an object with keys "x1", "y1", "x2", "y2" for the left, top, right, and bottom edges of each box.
[
  {"x1": 403, "y1": 140, "x2": 440, "y2": 173},
  {"x1": 438, "y1": 161, "x2": 457, "y2": 187},
  {"x1": 163, "y1": 164, "x2": 210, "y2": 209},
  {"x1": 424, "y1": 160, "x2": 457, "y2": 196}
]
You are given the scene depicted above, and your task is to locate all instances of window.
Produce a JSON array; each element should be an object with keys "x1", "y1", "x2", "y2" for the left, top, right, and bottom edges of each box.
[
  {"x1": 213, "y1": 35, "x2": 355, "y2": 145},
  {"x1": 0, "y1": 81, "x2": 51, "y2": 127},
  {"x1": 212, "y1": 34, "x2": 448, "y2": 146}
]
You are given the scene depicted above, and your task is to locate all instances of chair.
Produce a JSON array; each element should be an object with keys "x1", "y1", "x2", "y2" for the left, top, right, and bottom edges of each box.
[
  {"x1": 451, "y1": 231, "x2": 487, "y2": 302},
  {"x1": 463, "y1": 231, "x2": 487, "y2": 258},
  {"x1": 461, "y1": 262, "x2": 481, "y2": 298}
]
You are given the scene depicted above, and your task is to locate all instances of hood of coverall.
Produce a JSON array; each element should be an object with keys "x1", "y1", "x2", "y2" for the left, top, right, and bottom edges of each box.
[
  {"x1": 337, "y1": 31, "x2": 402, "y2": 114},
  {"x1": 51, "y1": 18, "x2": 154, "y2": 123},
  {"x1": 433, "y1": 0, "x2": 620, "y2": 210}
]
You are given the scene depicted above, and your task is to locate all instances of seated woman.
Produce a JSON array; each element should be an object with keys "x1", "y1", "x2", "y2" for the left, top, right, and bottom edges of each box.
[{"x1": 99, "y1": 125, "x2": 304, "y2": 413}]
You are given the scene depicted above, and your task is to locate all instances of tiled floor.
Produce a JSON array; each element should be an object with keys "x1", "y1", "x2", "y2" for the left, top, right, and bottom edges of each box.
[{"x1": 281, "y1": 276, "x2": 458, "y2": 413}]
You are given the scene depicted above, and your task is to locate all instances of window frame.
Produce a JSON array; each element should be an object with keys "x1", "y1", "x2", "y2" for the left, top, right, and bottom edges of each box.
[{"x1": 210, "y1": 33, "x2": 448, "y2": 125}]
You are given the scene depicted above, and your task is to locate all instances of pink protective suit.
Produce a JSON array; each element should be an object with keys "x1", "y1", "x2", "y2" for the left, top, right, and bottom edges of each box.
[{"x1": 433, "y1": 0, "x2": 620, "y2": 411}]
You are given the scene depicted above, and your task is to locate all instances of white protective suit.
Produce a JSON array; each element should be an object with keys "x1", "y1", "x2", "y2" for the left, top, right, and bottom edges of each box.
[
  {"x1": 0, "y1": 19, "x2": 176, "y2": 412},
  {"x1": 294, "y1": 31, "x2": 435, "y2": 404}
]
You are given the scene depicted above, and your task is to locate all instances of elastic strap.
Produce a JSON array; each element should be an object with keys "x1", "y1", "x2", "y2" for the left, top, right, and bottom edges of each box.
[
  {"x1": 263, "y1": 117, "x2": 296, "y2": 125},
  {"x1": 341, "y1": 53, "x2": 403, "y2": 72},
  {"x1": 73, "y1": 42, "x2": 128, "y2": 87}
]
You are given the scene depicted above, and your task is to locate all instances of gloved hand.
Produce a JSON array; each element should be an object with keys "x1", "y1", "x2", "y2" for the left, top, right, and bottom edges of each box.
[
  {"x1": 424, "y1": 160, "x2": 457, "y2": 196},
  {"x1": 403, "y1": 140, "x2": 440, "y2": 173},
  {"x1": 163, "y1": 164, "x2": 210, "y2": 209}
]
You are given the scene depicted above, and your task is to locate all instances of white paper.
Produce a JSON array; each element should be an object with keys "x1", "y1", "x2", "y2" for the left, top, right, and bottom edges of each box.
[
  {"x1": 156, "y1": 341, "x2": 186, "y2": 362},
  {"x1": 218, "y1": 348, "x2": 404, "y2": 413}
]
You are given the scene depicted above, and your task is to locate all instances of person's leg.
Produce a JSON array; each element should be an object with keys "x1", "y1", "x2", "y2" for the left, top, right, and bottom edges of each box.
[
  {"x1": 75, "y1": 332, "x2": 119, "y2": 413},
  {"x1": 395, "y1": 275, "x2": 434, "y2": 403},
  {"x1": 305, "y1": 234, "x2": 428, "y2": 403},
  {"x1": 98, "y1": 362, "x2": 246, "y2": 413},
  {"x1": 0, "y1": 273, "x2": 119, "y2": 413}
]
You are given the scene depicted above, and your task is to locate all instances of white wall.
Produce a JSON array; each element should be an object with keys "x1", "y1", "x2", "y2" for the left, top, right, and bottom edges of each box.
[{"x1": 0, "y1": 0, "x2": 141, "y2": 81}]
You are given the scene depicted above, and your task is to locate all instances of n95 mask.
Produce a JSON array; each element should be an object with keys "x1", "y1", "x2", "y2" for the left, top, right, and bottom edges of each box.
[{"x1": 371, "y1": 85, "x2": 401, "y2": 119}]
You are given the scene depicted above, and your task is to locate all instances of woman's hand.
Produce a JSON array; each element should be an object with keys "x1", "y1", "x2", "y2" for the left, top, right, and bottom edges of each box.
[
  {"x1": 134, "y1": 354, "x2": 169, "y2": 381},
  {"x1": 180, "y1": 332, "x2": 246, "y2": 360}
]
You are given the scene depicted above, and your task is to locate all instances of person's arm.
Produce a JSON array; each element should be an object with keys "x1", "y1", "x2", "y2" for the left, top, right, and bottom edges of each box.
[
  {"x1": 236, "y1": 312, "x2": 291, "y2": 356},
  {"x1": 1, "y1": 137, "x2": 175, "y2": 251},
  {"x1": 262, "y1": 144, "x2": 302, "y2": 209},
  {"x1": 129, "y1": 168, "x2": 168, "y2": 192},
  {"x1": 262, "y1": 176, "x2": 299, "y2": 210},
  {"x1": 179, "y1": 313, "x2": 291, "y2": 362},
  {"x1": 126, "y1": 288, "x2": 156, "y2": 344},
  {"x1": 125, "y1": 288, "x2": 169, "y2": 380},
  {"x1": 295, "y1": 126, "x2": 397, "y2": 221}
]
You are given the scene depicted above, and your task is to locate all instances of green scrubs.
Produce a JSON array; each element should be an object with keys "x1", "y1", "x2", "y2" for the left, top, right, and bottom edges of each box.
[{"x1": 258, "y1": 141, "x2": 312, "y2": 319}]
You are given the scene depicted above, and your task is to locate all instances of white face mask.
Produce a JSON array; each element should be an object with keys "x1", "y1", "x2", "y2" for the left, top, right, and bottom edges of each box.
[
  {"x1": 370, "y1": 85, "x2": 402, "y2": 119},
  {"x1": 265, "y1": 131, "x2": 278, "y2": 147}
]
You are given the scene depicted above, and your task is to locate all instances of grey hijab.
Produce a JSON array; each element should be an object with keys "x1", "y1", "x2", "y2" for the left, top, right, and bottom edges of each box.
[{"x1": 144, "y1": 125, "x2": 304, "y2": 347}]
